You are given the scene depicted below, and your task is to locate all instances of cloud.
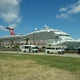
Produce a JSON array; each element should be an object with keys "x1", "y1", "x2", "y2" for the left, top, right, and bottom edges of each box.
[
  {"x1": 68, "y1": 0, "x2": 80, "y2": 14},
  {"x1": 8, "y1": 23, "x2": 17, "y2": 28},
  {"x1": 0, "y1": 0, "x2": 21, "y2": 24},
  {"x1": 56, "y1": 13, "x2": 69, "y2": 19},
  {"x1": 0, "y1": 25, "x2": 7, "y2": 31},
  {"x1": 56, "y1": 0, "x2": 80, "y2": 20},
  {"x1": 0, "y1": 23, "x2": 17, "y2": 31},
  {"x1": 59, "y1": 7, "x2": 68, "y2": 12}
]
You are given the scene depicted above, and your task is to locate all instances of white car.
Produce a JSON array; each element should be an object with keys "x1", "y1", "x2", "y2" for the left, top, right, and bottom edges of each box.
[{"x1": 45, "y1": 47, "x2": 65, "y2": 54}]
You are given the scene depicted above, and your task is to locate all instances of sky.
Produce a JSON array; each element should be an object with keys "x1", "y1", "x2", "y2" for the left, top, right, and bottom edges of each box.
[{"x1": 0, "y1": 0, "x2": 80, "y2": 39}]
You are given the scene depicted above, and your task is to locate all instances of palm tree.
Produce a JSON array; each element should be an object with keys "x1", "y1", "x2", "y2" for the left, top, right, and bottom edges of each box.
[
  {"x1": 14, "y1": 45, "x2": 19, "y2": 54},
  {"x1": 0, "y1": 39, "x2": 2, "y2": 46},
  {"x1": 10, "y1": 39, "x2": 14, "y2": 48},
  {"x1": 25, "y1": 37, "x2": 29, "y2": 45},
  {"x1": 0, "y1": 39, "x2": 2, "y2": 51}
]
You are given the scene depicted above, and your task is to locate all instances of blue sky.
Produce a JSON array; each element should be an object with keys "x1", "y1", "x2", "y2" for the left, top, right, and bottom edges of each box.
[{"x1": 0, "y1": 0, "x2": 80, "y2": 39}]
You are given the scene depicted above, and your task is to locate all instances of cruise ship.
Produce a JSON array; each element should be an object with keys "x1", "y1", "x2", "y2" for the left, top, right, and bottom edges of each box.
[
  {"x1": 0, "y1": 25, "x2": 80, "y2": 48},
  {"x1": 21, "y1": 25, "x2": 80, "y2": 49},
  {"x1": 27, "y1": 26, "x2": 73, "y2": 45},
  {"x1": 29, "y1": 27, "x2": 73, "y2": 45}
]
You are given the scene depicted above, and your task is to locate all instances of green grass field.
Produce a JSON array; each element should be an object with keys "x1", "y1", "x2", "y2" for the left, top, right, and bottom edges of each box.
[{"x1": 0, "y1": 53, "x2": 80, "y2": 80}]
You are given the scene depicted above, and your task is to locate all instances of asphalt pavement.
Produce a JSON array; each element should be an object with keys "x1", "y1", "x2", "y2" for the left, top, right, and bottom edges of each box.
[{"x1": 0, "y1": 51, "x2": 80, "y2": 58}]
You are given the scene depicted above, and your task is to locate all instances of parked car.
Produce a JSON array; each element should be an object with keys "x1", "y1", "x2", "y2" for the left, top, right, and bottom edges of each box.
[{"x1": 45, "y1": 47, "x2": 65, "y2": 54}]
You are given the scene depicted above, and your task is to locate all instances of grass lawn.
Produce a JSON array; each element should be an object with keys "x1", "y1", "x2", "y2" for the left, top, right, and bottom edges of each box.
[{"x1": 0, "y1": 53, "x2": 80, "y2": 80}]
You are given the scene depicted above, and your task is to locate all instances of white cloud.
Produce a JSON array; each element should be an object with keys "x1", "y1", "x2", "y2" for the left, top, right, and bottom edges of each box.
[
  {"x1": 0, "y1": 23, "x2": 16, "y2": 32},
  {"x1": 8, "y1": 23, "x2": 17, "y2": 29},
  {"x1": 0, "y1": 0, "x2": 21, "y2": 24},
  {"x1": 56, "y1": 13, "x2": 69, "y2": 19},
  {"x1": 56, "y1": 0, "x2": 80, "y2": 20},
  {"x1": 0, "y1": 25, "x2": 7, "y2": 31},
  {"x1": 0, "y1": 23, "x2": 17, "y2": 31},
  {"x1": 59, "y1": 7, "x2": 68, "y2": 12},
  {"x1": 68, "y1": 2, "x2": 80, "y2": 14}
]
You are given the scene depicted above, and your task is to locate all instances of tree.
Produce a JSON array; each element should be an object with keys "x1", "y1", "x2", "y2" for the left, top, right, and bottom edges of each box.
[
  {"x1": 14, "y1": 45, "x2": 19, "y2": 54},
  {"x1": 10, "y1": 39, "x2": 14, "y2": 48},
  {"x1": 0, "y1": 39, "x2": 2, "y2": 46},
  {"x1": 0, "y1": 39, "x2": 2, "y2": 51},
  {"x1": 25, "y1": 37, "x2": 29, "y2": 45}
]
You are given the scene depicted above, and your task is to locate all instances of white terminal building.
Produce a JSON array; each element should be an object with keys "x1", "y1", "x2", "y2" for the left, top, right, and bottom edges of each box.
[{"x1": 0, "y1": 25, "x2": 80, "y2": 49}]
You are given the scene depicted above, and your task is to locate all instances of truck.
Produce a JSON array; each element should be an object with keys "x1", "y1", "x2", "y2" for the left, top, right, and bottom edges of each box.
[
  {"x1": 45, "y1": 47, "x2": 65, "y2": 54},
  {"x1": 19, "y1": 45, "x2": 38, "y2": 53}
]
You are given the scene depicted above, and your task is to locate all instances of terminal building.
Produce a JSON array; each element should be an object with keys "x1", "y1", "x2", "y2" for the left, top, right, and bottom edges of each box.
[{"x1": 0, "y1": 25, "x2": 80, "y2": 49}]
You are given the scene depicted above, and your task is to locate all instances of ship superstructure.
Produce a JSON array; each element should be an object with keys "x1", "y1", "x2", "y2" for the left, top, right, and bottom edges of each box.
[{"x1": 27, "y1": 26, "x2": 73, "y2": 45}]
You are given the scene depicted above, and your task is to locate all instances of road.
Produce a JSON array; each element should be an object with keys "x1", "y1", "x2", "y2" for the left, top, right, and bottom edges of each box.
[{"x1": 0, "y1": 51, "x2": 80, "y2": 58}]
